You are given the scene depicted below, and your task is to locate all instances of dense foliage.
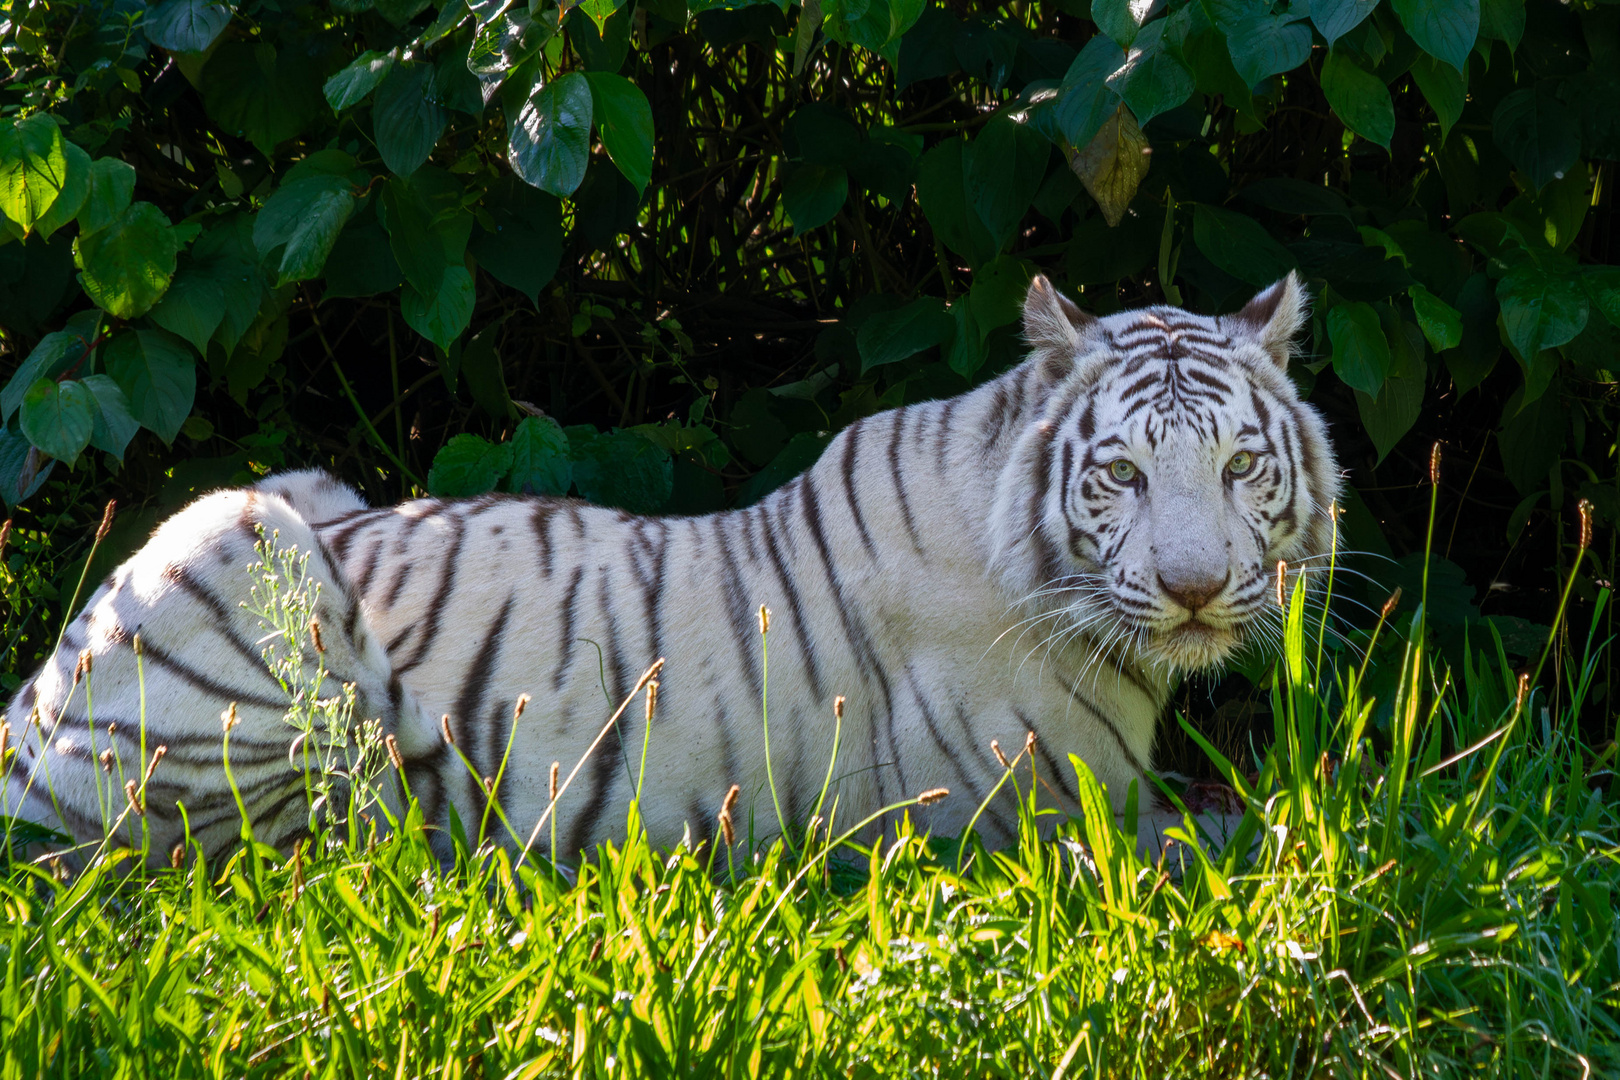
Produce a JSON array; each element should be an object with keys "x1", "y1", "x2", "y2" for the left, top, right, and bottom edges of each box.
[{"x1": 0, "y1": 0, "x2": 1617, "y2": 734}]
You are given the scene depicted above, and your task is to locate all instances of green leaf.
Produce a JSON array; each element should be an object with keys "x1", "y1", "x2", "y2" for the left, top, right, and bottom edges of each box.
[
  {"x1": 1090, "y1": 0, "x2": 1145, "y2": 49},
  {"x1": 1478, "y1": 0, "x2": 1524, "y2": 49},
  {"x1": 428, "y1": 433, "x2": 514, "y2": 497},
  {"x1": 252, "y1": 175, "x2": 356, "y2": 286},
  {"x1": 1496, "y1": 259, "x2": 1588, "y2": 359},
  {"x1": 1390, "y1": 0, "x2": 1478, "y2": 73},
  {"x1": 0, "y1": 113, "x2": 68, "y2": 236},
  {"x1": 1409, "y1": 284, "x2": 1463, "y2": 351},
  {"x1": 75, "y1": 202, "x2": 178, "y2": 319},
  {"x1": 460, "y1": 318, "x2": 515, "y2": 419},
  {"x1": 32, "y1": 141, "x2": 89, "y2": 242},
  {"x1": 144, "y1": 0, "x2": 233, "y2": 53},
  {"x1": 568, "y1": 426, "x2": 673, "y2": 513},
  {"x1": 1492, "y1": 85, "x2": 1582, "y2": 193},
  {"x1": 469, "y1": 176, "x2": 562, "y2": 306},
  {"x1": 783, "y1": 164, "x2": 849, "y2": 236},
  {"x1": 103, "y1": 329, "x2": 197, "y2": 443},
  {"x1": 509, "y1": 71, "x2": 593, "y2": 196},
  {"x1": 1, "y1": 326, "x2": 93, "y2": 423},
  {"x1": 583, "y1": 72, "x2": 654, "y2": 193},
  {"x1": 1212, "y1": 2, "x2": 1313, "y2": 87},
  {"x1": 373, "y1": 63, "x2": 448, "y2": 177},
  {"x1": 402, "y1": 265, "x2": 476, "y2": 351},
  {"x1": 505, "y1": 416, "x2": 572, "y2": 495},
  {"x1": 78, "y1": 157, "x2": 135, "y2": 236},
  {"x1": 80, "y1": 374, "x2": 140, "y2": 458},
  {"x1": 578, "y1": 0, "x2": 626, "y2": 35},
  {"x1": 916, "y1": 139, "x2": 998, "y2": 268},
  {"x1": 1585, "y1": 266, "x2": 1620, "y2": 329},
  {"x1": 321, "y1": 208, "x2": 404, "y2": 299},
  {"x1": 20, "y1": 378, "x2": 95, "y2": 465},
  {"x1": 201, "y1": 42, "x2": 325, "y2": 157},
  {"x1": 1321, "y1": 50, "x2": 1394, "y2": 149},
  {"x1": 1409, "y1": 54, "x2": 1465, "y2": 143},
  {"x1": 1354, "y1": 320, "x2": 1425, "y2": 463},
  {"x1": 149, "y1": 267, "x2": 226, "y2": 355},
  {"x1": 968, "y1": 256, "x2": 1036, "y2": 340},
  {"x1": 379, "y1": 170, "x2": 472, "y2": 297},
  {"x1": 965, "y1": 116, "x2": 1047, "y2": 253},
  {"x1": 944, "y1": 299, "x2": 989, "y2": 378},
  {"x1": 1192, "y1": 204, "x2": 1296, "y2": 286},
  {"x1": 323, "y1": 49, "x2": 396, "y2": 111},
  {"x1": 856, "y1": 297, "x2": 952, "y2": 372},
  {"x1": 184, "y1": 215, "x2": 265, "y2": 354},
  {"x1": 1328, "y1": 301, "x2": 1391, "y2": 396},
  {"x1": 470, "y1": 10, "x2": 553, "y2": 102},
  {"x1": 1104, "y1": 21, "x2": 1195, "y2": 127},
  {"x1": 1054, "y1": 36, "x2": 1126, "y2": 151},
  {"x1": 1310, "y1": 0, "x2": 1379, "y2": 47}
]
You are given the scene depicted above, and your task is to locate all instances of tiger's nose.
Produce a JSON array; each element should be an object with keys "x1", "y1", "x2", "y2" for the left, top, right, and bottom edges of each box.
[{"x1": 1158, "y1": 571, "x2": 1230, "y2": 613}]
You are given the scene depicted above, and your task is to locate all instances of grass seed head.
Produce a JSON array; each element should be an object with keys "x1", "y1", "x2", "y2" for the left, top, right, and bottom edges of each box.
[
  {"x1": 221, "y1": 703, "x2": 239, "y2": 732},
  {"x1": 758, "y1": 605, "x2": 770, "y2": 635},
  {"x1": 385, "y1": 733, "x2": 404, "y2": 770},
  {"x1": 95, "y1": 499, "x2": 116, "y2": 543},
  {"x1": 310, "y1": 617, "x2": 326, "y2": 654},
  {"x1": 1381, "y1": 587, "x2": 1402, "y2": 621},
  {"x1": 1429, "y1": 441, "x2": 1442, "y2": 486},
  {"x1": 143, "y1": 745, "x2": 167, "y2": 783},
  {"x1": 124, "y1": 779, "x2": 144, "y2": 816},
  {"x1": 916, "y1": 787, "x2": 950, "y2": 806},
  {"x1": 132, "y1": 633, "x2": 142, "y2": 656},
  {"x1": 440, "y1": 714, "x2": 456, "y2": 746},
  {"x1": 170, "y1": 843, "x2": 184, "y2": 869},
  {"x1": 513, "y1": 693, "x2": 531, "y2": 723},
  {"x1": 0, "y1": 519, "x2": 10, "y2": 560},
  {"x1": 834, "y1": 694, "x2": 845, "y2": 721},
  {"x1": 1578, "y1": 498, "x2": 1593, "y2": 552},
  {"x1": 99, "y1": 748, "x2": 114, "y2": 773},
  {"x1": 719, "y1": 783, "x2": 741, "y2": 846},
  {"x1": 645, "y1": 680, "x2": 658, "y2": 724},
  {"x1": 992, "y1": 739, "x2": 1010, "y2": 770},
  {"x1": 549, "y1": 760, "x2": 560, "y2": 803},
  {"x1": 1275, "y1": 559, "x2": 1287, "y2": 608},
  {"x1": 73, "y1": 648, "x2": 92, "y2": 685}
]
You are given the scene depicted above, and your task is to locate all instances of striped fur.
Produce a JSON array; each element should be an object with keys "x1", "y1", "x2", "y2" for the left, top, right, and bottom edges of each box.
[{"x1": 3, "y1": 274, "x2": 1338, "y2": 864}]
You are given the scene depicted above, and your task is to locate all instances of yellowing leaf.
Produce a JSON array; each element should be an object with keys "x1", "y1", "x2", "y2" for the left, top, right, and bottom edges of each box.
[{"x1": 1067, "y1": 104, "x2": 1149, "y2": 228}]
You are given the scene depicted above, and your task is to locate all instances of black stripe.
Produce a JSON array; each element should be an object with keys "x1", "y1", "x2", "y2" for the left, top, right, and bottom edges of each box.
[
  {"x1": 552, "y1": 566, "x2": 586, "y2": 691},
  {"x1": 886, "y1": 408, "x2": 923, "y2": 553},
  {"x1": 839, "y1": 422, "x2": 877, "y2": 558},
  {"x1": 393, "y1": 513, "x2": 467, "y2": 676}
]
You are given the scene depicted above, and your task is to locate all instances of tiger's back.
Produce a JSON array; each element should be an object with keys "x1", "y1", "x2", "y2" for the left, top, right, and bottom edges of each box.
[{"x1": 4, "y1": 274, "x2": 1338, "y2": 864}]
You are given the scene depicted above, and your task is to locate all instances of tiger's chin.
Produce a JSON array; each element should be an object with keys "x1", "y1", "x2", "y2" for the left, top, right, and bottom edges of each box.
[{"x1": 1147, "y1": 619, "x2": 1242, "y2": 672}]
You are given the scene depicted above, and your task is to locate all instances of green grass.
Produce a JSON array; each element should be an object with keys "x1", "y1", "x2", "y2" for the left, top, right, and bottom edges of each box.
[{"x1": 3, "y1": 541, "x2": 1618, "y2": 1077}]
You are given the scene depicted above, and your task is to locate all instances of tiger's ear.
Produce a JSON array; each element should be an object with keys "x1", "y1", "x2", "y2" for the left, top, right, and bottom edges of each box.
[
  {"x1": 1229, "y1": 271, "x2": 1309, "y2": 369},
  {"x1": 1022, "y1": 275, "x2": 1094, "y2": 362}
]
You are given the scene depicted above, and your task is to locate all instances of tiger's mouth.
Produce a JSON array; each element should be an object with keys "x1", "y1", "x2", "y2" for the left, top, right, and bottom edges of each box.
[{"x1": 1149, "y1": 617, "x2": 1240, "y2": 670}]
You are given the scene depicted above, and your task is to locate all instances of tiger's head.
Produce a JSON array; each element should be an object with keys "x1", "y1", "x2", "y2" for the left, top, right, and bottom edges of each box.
[{"x1": 989, "y1": 273, "x2": 1340, "y2": 673}]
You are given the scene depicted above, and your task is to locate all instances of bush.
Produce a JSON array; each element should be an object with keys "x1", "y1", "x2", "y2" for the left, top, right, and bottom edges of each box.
[{"x1": 0, "y1": 0, "x2": 1615, "y2": 711}]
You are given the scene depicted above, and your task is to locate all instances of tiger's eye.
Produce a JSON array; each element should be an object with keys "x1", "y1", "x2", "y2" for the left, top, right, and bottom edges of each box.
[
  {"x1": 1228, "y1": 451, "x2": 1255, "y2": 476},
  {"x1": 1109, "y1": 460, "x2": 1138, "y2": 483}
]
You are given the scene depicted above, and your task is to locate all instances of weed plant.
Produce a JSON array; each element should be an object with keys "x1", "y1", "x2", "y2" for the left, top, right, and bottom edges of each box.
[{"x1": 1, "y1": 494, "x2": 1617, "y2": 1077}]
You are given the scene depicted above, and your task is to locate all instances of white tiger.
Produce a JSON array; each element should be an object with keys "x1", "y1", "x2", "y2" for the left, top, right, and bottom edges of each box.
[{"x1": 2, "y1": 273, "x2": 1338, "y2": 865}]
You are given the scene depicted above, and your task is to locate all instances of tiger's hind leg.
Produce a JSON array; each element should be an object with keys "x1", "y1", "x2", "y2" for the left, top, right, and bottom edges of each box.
[{"x1": 2, "y1": 482, "x2": 465, "y2": 868}]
